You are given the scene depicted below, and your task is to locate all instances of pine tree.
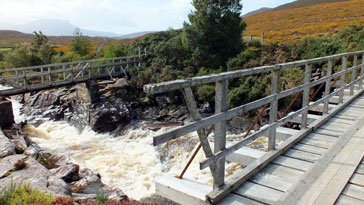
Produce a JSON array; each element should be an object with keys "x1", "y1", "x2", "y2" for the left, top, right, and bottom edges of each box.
[{"x1": 185, "y1": 0, "x2": 246, "y2": 69}]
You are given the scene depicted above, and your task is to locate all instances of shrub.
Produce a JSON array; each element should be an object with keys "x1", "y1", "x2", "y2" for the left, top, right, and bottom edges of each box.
[{"x1": 0, "y1": 181, "x2": 53, "y2": 205}]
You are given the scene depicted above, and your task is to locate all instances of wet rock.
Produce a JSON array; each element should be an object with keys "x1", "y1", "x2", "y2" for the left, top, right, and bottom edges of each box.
[
  {"x1": 70, "y1": 168, "x2": 102, "y2": 194},
  {"x1": 89, "y1": 98, "x2": 131, "y2": 133},
  {"x1": 199, "y1": 102, "x2": 212, "y2": 114},
  {"x1": 51, "y1": 162, "x2": 80, "y2": 183},
  {"x1": 0, "y1": 129, "x2": 15, "y2": 158},
  {"x1": 72, "y1": 193, "x2": 96, "y2": 203},
  {"x1": 0, "y1": 100, "x2": 15, "y2": 129},
  {"x1": 103, "y1": 186, "x2": 128, "y2": 201},
  {"x1": 156, "y1": 95, "x2": 177, "y2": 107}
]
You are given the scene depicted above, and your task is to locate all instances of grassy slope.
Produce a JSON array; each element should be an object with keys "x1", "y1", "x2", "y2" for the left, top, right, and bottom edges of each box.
[{"x1": 243, "y1": 0, "x2": 364, "y2": 43}]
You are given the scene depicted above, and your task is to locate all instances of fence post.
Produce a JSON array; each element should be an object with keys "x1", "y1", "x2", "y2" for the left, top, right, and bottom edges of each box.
[
  {"x1": 301, "y1": 64, "x2": 312, "y2": 128},
  {"x1": 48, "y1": 67, "x2": 52, "y2": 85},
  {"x1": 268, "y1": 66, "x2": 280, "y2": 151},
  {"x1": 23, "y1": 70, "x2": 28, "y2": 90},
  {"x1": 339, "y1": 56, "x2": 347, "y2": 103},
  {"x1": 361, "y1": 53, "x2": 364, "y2": 89},
  {"x1": 261, "y1": 32, "x2": 265, "y2": 44},
  {"x1": 250, "y1": 34, "x2": 253, "y2": 42},
  {"x1": 214, "y1": 80, "x2": 228, "y2": 188},
  {"x1": 15, "y1": 70, "x2": 19, "y2": 84},
  {"x1": 351, "y1": 55, "x2": 358, "y2": 95},
  {"x1": 324, "y1": 60, "x2": 333, "y2": 114}
]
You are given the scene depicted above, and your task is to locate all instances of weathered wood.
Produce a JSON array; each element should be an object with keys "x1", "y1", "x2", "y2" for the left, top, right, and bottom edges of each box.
[
  {"x1": 300, "y1": 136, "x2": 334, "y2": 149},
  {"x1": 182, "y1": 87, "x2": 220, "y2": 187},
  {"x1": 355, "y1": 164, "x2": 364, "y2": 175},
  {"x1": 350, "y1": 173, "x2": 364, "y2": 187},
  {"x1": 340, "y1": 56, "x2": 348, "y2": 103},
  {"x1": 324, "y1": 59, "x2": 333, "y2": 113},
  {"x1": 214, "y1": 80, "x2": 228, "y2": 188},
  {"x1": 262, "y1": 163, "x2": 305, "y2": 181},
  {"x1": 226, "y1": 147, "x2": 266, "y2": 166},
  {"x1": 302, "y1": 64, "x2": 312, "y2": 128},
  {"x1": 292, "y1": 143, "x2": 327, "y2": 155},
  {"x1": 250, "y1": 172, "x2": 293, "y2": 192},
  {"x1": 268, "y1": 68, "x2": 280, "y2": 151},
  {"x1": 219, "y1": 193, "x2": 263, "y2": 205},
  {"x1": 315, "y1": 128, "x2": 344, "y2": 137},
  {"x1": 351, "y1": 55, "x2": 358, "y2": 95},
  {"x1": 342, "y1": 184, "x2": 364, "y2": 201},
  {"x1": 284, "y1": 149, "x2": 321, "y2": 163},
  {"x1": 360, "y1": 54, "x2": 364, "y2": 89},
  {"x1": 233, "y1": 181, "x2": 284, "y2": 204},
  {"x1": 336, "y1": 195, "x2": 364, "y2": 205},
  {"x1": 272, "y1": 155, "x2": 313, "y2": 171}
]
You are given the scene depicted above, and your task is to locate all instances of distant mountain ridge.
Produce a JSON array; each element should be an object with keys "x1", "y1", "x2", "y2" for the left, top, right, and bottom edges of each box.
[
  {"x1": 0, "y1": 19, "x2": 155, "y2": 38},
  {"x1": 243, "y1": 0, "x2": 350, "y2": 17}
]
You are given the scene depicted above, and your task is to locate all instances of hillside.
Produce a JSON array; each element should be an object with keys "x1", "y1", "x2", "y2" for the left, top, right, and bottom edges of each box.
[
  {"x1": 0, "y1": 30, "x2": 111, "y2": 47},
  {"x1": 243, "y1": 0, "x2": 349, "y2": 17},
  {"x1": 243, "y1": 0, "x2": 364, "y2": 43}
]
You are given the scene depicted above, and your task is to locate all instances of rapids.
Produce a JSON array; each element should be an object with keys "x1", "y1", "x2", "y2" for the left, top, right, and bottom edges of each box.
[{"x1": 8, "y1": 97, "x2": 245, "y2": 200}]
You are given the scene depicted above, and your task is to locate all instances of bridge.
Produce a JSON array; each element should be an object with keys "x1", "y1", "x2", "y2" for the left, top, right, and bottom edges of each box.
[
  {"x1": 0, "y1": 55, "x2": 141, "y2": 96},
  {"x1": 144, "y1": 50, "x2": 364, "y2": 204}
]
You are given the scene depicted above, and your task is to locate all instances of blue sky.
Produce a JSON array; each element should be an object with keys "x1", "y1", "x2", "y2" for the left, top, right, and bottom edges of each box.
[{"x1": 0, "y1": 0, "x2": 295, "y2": 34}]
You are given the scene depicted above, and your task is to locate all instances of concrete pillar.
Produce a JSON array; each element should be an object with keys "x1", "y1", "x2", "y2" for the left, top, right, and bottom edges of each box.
[
  {"x1": 0, "y1": 100, "x2": 15, "y2": 129},
  {"x1": 76, "y1": 80, "x2": 99, "y2": 104}
]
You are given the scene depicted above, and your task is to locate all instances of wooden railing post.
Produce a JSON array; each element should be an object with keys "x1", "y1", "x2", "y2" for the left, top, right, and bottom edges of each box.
[
  {"x1": 350, "y1": 55, "x2": 358, "y2": 95},
  {"x1": 40, "y1": 68, "x2": 44, "y2": 84},
  {"x1": 268, "y1": 67, "x2": 280, "y2": 151},
  {"x1": 48, "y1": 67, "x2": 52, "y2": 85},
  {"x1": 15, "y1": 70, "x2": 19, "y2": 84},
  {"x1": 301, "y1": 64, "x2": 312, "y2": 128},
  {"x1": 361, "y1": 53, "x2": 364, "y2": 89},
  {"x1": 214, "y1": 80, "x2": 228, "y2": 188},
  {"x1": 182, "y1": 87, "x2": 220, "y2": 188},
  {"x1": 339, "y1": 56, "x2": 347, "y2": 103},
  {"x1": 324, "y1": 60, "x2": 333, "y2": 114},
  {"x1": 23, "y1": 70, "x2": 28, "y2": 90},
  {"x1": 63, "y1": 65, "x2": 66, "y2": 80}
]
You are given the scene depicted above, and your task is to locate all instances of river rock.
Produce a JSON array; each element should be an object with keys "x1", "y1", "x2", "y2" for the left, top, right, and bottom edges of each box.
[
  {"x1": 51, "y1": 162, "x2": 80, "y2": 183},
  {"x1": 0, "y1": 100, "x2": 15, "y2": 129},
  {"x1": 70, "y1": 168, "x2": 102, "y2": 194},
  {"x1": 0, "y1": 129, "x2": 15, "y2": 157},
  {"x1": 89, "y1": 98, "x2": 131, "y2": 133},
  {"x1": 0, "y1": 154, "x2": 70, "y2": 196}
]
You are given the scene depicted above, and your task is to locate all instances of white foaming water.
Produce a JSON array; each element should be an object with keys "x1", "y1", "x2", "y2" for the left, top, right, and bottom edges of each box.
[
  {"x1": 12, "y1": 99, "x2": 243, "y2": 200},
  {"x1": 0, "y1": 84, "x2": 12, "y2": 91}
]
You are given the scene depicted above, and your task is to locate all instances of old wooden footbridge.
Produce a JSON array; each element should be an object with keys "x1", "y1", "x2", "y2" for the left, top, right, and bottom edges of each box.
[
  {"x1": 144, "y1": 50, "x2": 364, "y2": 204},
  {"x1": 0, "y1": 55, "x2": 141, "y2": 96}
]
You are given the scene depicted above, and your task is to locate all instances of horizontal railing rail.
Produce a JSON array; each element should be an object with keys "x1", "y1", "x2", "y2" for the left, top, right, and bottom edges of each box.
[
  {"x1": 0, "y1": 55, "x2": 141, "y2": 96},
  {"x1": 143, "y1": 50, "x2": 364, "y2": 204}
]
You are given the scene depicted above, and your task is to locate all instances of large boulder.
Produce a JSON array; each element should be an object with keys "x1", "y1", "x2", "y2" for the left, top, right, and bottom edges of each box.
[
  {"x1": 89, "y1": 98, "x2": 131, "y2": 133},
  {"x1": 0, "y1": 129, "x2": 15, "y2": 157},
  {"x1": 0, "y1": 154, "x2": 71, "y2": 196},
  {"x1": 0, "y1": 100, "x2": 15, "y2": 128}
]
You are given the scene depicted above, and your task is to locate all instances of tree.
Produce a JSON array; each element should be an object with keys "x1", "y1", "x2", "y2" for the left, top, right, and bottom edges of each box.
[
  {"x1": 185, "y1": 0, "x2": 246, "y2": 69},
  {"x1": 71, "y1": 28, "x2": 92, "y2": 56},
  {"x1": 104, "y1": 42, "x2": 128, "y2": 58}
]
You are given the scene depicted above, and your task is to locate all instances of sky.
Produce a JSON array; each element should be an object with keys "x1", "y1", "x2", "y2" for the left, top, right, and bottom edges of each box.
[{"x1": 0, "y1": 0, "x2": 296, "y2": 34}]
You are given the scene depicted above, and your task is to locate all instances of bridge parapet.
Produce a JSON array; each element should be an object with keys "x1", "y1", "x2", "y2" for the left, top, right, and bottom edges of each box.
[
  {"x1": 0, "y1": 55, "x2": 141, "y2": 96},
  {"x1": 144, "y1": 50, "x2": 364, "y2": 204}
]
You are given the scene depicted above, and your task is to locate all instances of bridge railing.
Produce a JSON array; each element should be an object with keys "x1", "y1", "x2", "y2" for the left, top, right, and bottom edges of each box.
[
  {"x1": 0, "y1": 55, "x2": 140, "y2": 96},
  {"x1": 144, "y1": 50, "x2": 364, "y2": 203}
]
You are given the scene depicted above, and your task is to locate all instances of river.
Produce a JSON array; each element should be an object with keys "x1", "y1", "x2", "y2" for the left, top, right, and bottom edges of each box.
[{"x1": 3, "y1": 91, "x2": 245, "y2": 200}]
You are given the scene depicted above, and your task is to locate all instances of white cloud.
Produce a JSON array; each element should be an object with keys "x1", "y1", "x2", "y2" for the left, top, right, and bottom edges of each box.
[{"x1": 0, "y1": 0, "x2": 294, "y2": 34}]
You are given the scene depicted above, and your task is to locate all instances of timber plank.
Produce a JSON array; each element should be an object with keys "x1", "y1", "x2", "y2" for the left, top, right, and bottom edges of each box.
[
  {"x1": 284, "y1": 149, "x2": 321, "y2": 163},
  {"x1": 262, "y1": 163, "x2": 305, "y2": 181},
  {"x1": 350, "y1": 173, "x2": 364, "y2": 187},
  {"x1": 342, "y1": 184, "x2": 364, "y2": 201},
  {"x1": 292, "y1": 143, "x2": 328, "y2": 155},
  {"x1": 355, "y1": 164, "x2": 364, "y2": 175},
  {"x1": 320, "y1": 123, "x2": 350, "y2": 131},
  {"x1": 249, "y1": 172, "x2": 293, "y2": 192},
  {"x1": 233, "y1": 182, "x2": 283, "y2": 204},
  {"x1": 304, "y1": 133, "x2": 338, "y2": 143},
  {"x1": 272, "y1": 155, "x2": 312, "y2": 171},
  {"x1": 329, "y1": 118, "x2": 356, "y2": 125},
  {"x1": 336, "y1": 195, "x2": 364, "y2": 205},
  {"x1": 299, "y1": 137, "x2": 334, "y2": 149},
  {"x1": 314, "y1": 128, "x2": 344, "y2": 137},
  {"x1": 219, "y1": 193, "x2": 263, "y2": 205}
]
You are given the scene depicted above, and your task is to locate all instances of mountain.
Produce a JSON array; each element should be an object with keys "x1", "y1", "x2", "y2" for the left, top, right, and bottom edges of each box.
[
  {"x1": 0, "y1": 30, "x2": 108, "y2": 47},
  {"x1": 118, "y1": 31, "x2": 155, "y2": 39},
  {"x1": 243, "y1": 0, "x2": 349, "y2": 17},
  {"x1": 0, "y1": 19, "x2": 121, "y2": 37},
  {"x1": 243, "y1": 8, "x2": 272, "y2": 18},
  {"x1": 243, "y1": 0, "x2": 364, "y2": 43}
]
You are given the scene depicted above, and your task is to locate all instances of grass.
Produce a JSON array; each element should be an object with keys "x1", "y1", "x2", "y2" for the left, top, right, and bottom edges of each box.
[{"x1": 243, "y1": 0, "x2": 364, "y2": 43}]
